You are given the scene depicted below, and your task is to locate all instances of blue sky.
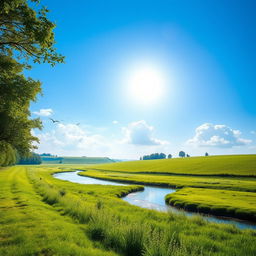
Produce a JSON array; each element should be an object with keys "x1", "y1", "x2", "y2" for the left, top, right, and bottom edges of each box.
[{"x1": 30, "y1": 0, "x2": 256, "y2": 158}]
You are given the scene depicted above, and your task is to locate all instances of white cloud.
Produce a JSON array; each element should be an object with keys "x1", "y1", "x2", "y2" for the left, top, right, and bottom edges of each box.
[
  {"x1": 35, "y1": 123, "x2": 110, "y2": 156},
  {"x1": 112, "y1": 120, "x2": 119, "y2": 124},
  {"x1": 33, "y1": 108, "x2": 53, "y2": 117},
  {"x1": 33, "y1": 120, "x2": 170, "y2": 158},
  {"x1": 122, "y1": 120, "x2": 169, "y2": 146},
  {"x1": 187, "y1": 123, "x2": 251, "y2": 148}
]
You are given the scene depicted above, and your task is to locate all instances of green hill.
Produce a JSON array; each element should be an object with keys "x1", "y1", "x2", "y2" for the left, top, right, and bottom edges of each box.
[
  {"x1": 41, "y1": 156, "x2": 115, "y2": 165},
  {"x1": 89, "y1": 155, "x2": 256, "y2": 177}
]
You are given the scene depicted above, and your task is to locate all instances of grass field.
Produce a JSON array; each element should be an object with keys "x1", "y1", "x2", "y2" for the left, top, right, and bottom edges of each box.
[
  {"x1": 79, "y1": 169, "x2": 256, "y2": 192},
  {"x1": 41, "y1": 156, "x2": 115, "y2": 165},
  {"x1": 89, "y1": 155, "x2": 256, "y2": 177},
  {"x1": 1, "y1": 165, "x2": 256, "y2": 256}
]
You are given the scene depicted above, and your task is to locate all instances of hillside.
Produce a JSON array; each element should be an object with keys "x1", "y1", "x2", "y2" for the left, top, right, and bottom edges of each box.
[
  {"x1": 89, "y1": 155, "x2": 256, "y2": 177},
  {"x1": 41, "y1": 156, "x2": 115, "y2": 165}
]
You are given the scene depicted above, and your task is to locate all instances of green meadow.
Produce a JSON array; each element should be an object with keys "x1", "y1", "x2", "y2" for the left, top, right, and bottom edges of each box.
[
  {"x1": 1, "y1": 164, "x2": 256, "y2": 256},
  {"x1": 79, "y1": 169, "x2": 256, "y2": 192},
  {"x1": 89, "y1": 155, "x2": 256, "y2": 176}
]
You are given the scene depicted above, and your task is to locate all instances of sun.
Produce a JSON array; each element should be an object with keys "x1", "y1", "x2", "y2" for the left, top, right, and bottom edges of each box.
[{"x1": 128, "y1": 66, "x2": 165, "y2": 105}]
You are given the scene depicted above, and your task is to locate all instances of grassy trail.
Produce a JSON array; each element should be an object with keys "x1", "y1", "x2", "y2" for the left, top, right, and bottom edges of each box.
[{"x1": 0, "y1": 166, "x2": 118, "y2": 256}]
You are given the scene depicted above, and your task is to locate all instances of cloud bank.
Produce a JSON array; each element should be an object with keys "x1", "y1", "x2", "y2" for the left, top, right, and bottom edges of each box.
[
  {"x1": 34, "y1": 120, "x2": 169, "y2": 158},
  {"x1": 187, "y1": 123, "x2": 251, "y2": 148}
]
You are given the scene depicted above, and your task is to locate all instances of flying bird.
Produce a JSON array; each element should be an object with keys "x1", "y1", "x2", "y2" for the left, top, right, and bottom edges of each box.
[{"x1": 49, "y1": 118, "x2": 60, "y2": 123}]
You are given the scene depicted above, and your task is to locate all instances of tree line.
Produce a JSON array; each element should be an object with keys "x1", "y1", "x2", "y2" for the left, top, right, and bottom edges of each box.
[
  {"x1": 140, "y1": 153, "x2": 168, "y2": 160},
  {"x1": 0, "y1": 0, "x2": 63, "y2": 166},
  {"x1": 17, "y1": 153, "x2": 42, "y2": 165},
  {"x1": 140, "y1": 151, "x2": 209, "y2": 160}
]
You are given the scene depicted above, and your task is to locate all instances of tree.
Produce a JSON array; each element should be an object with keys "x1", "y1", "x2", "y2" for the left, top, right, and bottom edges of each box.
[
  {"x1": 168, "y1": 154, "x2": 172, "y2": 159},
  {"x1": 0, "y1": 0, "x2": 64, "y2": 166},
  {"x1": 142, "y1": 153, "x2": 166, "y2": 160},
  {"x1": 18, "y1": 152, "x2": 42, "y2": 165},
  {"x1": 159, "y1": 153, "x2": 166, "y2": 159},
  {"x1": 186, "y1": 154, "x2": 190, "y2": 157},
  {"x1": 179, "y1": 151, "x2": 185, "y2": 158},
  {"x1": 205, "y1": 152, "x2": 209, "y2": 156},
  {"x1": 0, "y1": 55, "x2": 42, "y2": 156},
  {"x1": 0, "y1": 0, "x2": 64, "y2": 66}
]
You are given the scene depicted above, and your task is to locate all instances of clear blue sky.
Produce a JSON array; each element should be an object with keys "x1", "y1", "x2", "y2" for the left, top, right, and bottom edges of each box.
[{"x1": 30, "y1": 0, "x2": 256, "y2": 158}]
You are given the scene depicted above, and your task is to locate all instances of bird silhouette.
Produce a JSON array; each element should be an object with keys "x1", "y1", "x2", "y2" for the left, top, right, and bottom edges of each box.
[{"x1": 49, "y1": 118, "x2": 60, "y2": 123}]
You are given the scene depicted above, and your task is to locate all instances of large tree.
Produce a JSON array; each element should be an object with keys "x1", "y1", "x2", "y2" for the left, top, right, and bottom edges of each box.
[{"x1": 0, "y1": 0, "x2": 64, "y2": 166}]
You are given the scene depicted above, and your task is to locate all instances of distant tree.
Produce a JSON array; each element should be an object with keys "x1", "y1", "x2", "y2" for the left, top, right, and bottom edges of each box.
[
  {"x1": 168, "y1": 154, "x2": 172, "y2": 159},
  {"x1": 18, "y1": 152, "x2": 42, "y2": 165},
  {"x1": 40, "y1": 153, "x2": 52, "y2": 156},
  {"x1": 205, "y1": 152, "x2": 209, "y2": 156},
  {"x1": 142, "y1": 153, "x2": 166, "y2": 160},
  {"x1": 159, "y1": 153, "x2": 166, "y2": 159},
  {"x1": 179, "y1": 151, "x2": 186, "y2": 158},
  {"x1": 186, "y1": 154, "x2": 190, "y2": 157}
]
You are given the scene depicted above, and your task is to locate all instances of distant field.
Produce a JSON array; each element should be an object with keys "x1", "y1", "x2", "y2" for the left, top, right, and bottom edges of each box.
[
  {"x1": 90, "y1": 155, "x2": 256, "y2": 177},
  {"x1": 41, "y1": 156, "x2": 115, "y2": 165}
]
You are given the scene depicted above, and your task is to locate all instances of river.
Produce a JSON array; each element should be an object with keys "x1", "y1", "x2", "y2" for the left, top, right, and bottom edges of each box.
[{"x1": 53, "y1": 171, "x2": 256, "y2": 230}]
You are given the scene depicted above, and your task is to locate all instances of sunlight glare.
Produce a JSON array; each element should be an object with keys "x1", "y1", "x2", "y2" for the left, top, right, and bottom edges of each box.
[{"x1": 128, "y1": 66, "x2": 166, "y2": 105}]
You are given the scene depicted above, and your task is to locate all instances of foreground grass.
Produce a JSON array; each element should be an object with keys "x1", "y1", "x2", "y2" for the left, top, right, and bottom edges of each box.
[
  {"x1": 1, "y1": 166, "x2": 256, "y2": 255},
  {"x1": 166, "y1": 188, "x2": 256, "y2": 221},
  {"x1": 90, "y1": 155, "x2": 256, "y2": 177},
  {"x1": 0, "y1": 166, "x2": 118, "y2": 256}
]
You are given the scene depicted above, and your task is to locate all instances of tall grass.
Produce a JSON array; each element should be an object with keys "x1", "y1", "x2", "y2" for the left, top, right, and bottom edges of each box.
[
  {"x1": 28, "y1": 171, "x2": 190, "y2": 256},
  {"x1": 0, "y1": 167, "x2": 118, "y2": 256}
]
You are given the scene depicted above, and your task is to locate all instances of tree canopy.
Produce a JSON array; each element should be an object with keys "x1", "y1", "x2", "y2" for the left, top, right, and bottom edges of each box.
[
  {"x1": 179, "y1": 151, "x2": 186, "y2": 158},
  {"x1": 142, "y1": 153, "x2": 166, "y2": 160},
  {"x1": 0, "y1": 0, "x2": 64, "y2": 166},
  {"x1": 17, "y1": 152, "x2": 42, "y2": 165},
  {"x1": 0, "y1": 0, "x2": 64, "y2": 65}
]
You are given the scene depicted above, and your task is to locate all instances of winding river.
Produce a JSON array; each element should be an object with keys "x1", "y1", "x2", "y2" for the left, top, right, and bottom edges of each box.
[{"x1": 53, "y1": 171, "x2": 256, "y2": 230}]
